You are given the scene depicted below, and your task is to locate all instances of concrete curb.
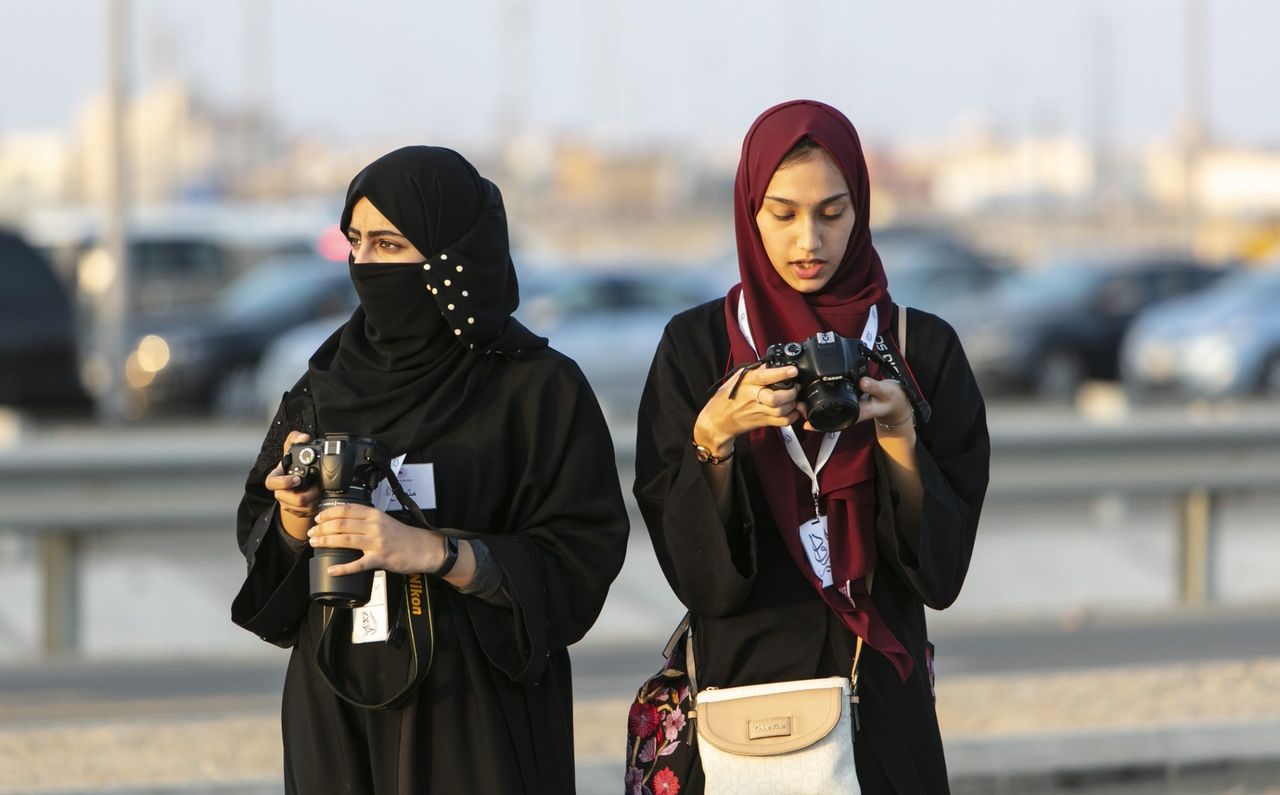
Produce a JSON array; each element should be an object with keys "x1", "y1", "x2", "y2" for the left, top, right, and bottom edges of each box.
[{"x1": 946, "y1": 717, "x2": 1280, "y2": 777}]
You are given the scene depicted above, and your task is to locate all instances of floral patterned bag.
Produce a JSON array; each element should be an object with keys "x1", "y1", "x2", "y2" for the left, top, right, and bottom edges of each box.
[{"x1": 625, "y1": 614, "x2": 695, "y2": 795}]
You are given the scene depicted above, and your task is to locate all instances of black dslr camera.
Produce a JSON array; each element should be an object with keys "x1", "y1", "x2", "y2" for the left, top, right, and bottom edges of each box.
[
  {"x1": 281, "y1": 434, "x2": 391, "y2": 607},
  {"x1": 764, "y1": 331, "x2": 930, "y2": 433}
]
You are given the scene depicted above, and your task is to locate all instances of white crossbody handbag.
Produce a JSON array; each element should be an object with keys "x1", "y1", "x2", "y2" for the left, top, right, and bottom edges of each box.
[
  {"x1": 690, "y1": 573, "x2": 874, "y2": 794},
  {"x1": 692, "y1": 632, "x2": 865, "y2": 795}
]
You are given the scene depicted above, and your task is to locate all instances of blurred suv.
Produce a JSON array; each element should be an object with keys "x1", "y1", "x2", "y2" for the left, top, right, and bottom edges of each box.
[
  {"x1": 0, "y1": 228, "x2": 91, "y2": 414},
  {"x1": 955, "y1": 253, "x2": 1223, "y2": 400},
  {"x1": 125, "y1": 257, "x2": 356, "y2": 417},
  {"x1": 1121, "y1": 265, "x2": 1280, "y2": 400}
]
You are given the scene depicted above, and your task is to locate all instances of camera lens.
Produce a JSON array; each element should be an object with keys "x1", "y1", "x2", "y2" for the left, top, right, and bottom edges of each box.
[{"x1": 803, "y1": 378, "x2": 861, "y2": 432}]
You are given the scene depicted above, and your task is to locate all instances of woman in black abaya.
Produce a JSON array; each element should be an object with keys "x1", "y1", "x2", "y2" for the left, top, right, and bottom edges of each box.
[
  {"x1": 232, "y1": 146, "x2": 629, "y2": 794},
  {"x1": 633, "y1": 101, "x2": 990, "y2": 792}
]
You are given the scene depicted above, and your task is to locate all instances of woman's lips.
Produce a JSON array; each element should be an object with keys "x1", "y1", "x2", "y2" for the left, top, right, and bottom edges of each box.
[{"x1": 790, "y1": 259, "x2": 826, "y2": 279}]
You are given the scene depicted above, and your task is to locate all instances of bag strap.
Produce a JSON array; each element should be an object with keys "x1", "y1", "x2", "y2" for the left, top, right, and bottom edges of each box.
[
  {"x1": 897, "y1": 305, "x2": 908, "y2": 359},
  {"x1": 314, "y1": 464, "x2": 438, "y2": 710},
  {"x1": 684, "y1": 572, "x2": 875, "y2": 700}
]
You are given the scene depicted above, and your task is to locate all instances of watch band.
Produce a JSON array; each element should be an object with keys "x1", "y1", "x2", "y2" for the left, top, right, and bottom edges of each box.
[
  {"x1": 431, "y1": 534, "x2": 460, "y2": 578},
  {"x1": 692, "y1": 438, "x2": 733, "y2": 465}
]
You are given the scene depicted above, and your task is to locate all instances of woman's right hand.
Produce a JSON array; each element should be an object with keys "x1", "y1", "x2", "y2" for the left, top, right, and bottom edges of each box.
[
  {"x1": 264, "y1": 431, "x2": 322, "y2": 540},
  {"x1": 692, "y1": 365, "x2": 801, "y2": 459}
]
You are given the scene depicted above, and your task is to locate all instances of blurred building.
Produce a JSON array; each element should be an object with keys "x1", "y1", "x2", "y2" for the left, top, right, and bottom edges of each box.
[
  {"x1": 910, "y1": 129, "x2": 1096, "y2": 215},
  {"x1": 0, "y1": 132, "x2": 74, "y2": 217},
  {"x1": 1147, "y1": 143, "x2": 1280, "y2": 217}
]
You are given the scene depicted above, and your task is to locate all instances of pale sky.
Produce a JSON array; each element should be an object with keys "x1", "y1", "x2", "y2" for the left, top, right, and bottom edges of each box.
[{"x1": 4, "y1": 0, "x2": 1278, "y2": 152}]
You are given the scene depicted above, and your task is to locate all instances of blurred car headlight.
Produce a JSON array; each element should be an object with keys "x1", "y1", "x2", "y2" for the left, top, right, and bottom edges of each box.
[
  {"x1": 1131, "y1": 337, "x2": 1177, "y2": 381},
  {"x1": 1182, "y1": 331, "x2": 1238, "y2": 384},
  {"x1": 135, "y1": 335, "x2": 171, "y2": 373}
]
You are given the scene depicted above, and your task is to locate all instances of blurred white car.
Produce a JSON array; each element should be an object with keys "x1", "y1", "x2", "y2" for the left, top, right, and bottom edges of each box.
[{"x1": 1121, "y1": 264, "x2": 1280, "y2": 400}]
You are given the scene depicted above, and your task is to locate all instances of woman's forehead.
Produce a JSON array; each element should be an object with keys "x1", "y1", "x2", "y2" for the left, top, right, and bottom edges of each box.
[
  {"x1": 348, "y1": 196, "x2": 404, "y2": 233},
  {"x1": 762, "y1": 155, "x2": 850, "y2": 203}
]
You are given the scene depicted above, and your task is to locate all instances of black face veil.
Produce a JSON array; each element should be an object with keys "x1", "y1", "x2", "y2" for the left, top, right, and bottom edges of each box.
[{"x1": 307, "y1": 146, "x2": 545, "y2": 455}]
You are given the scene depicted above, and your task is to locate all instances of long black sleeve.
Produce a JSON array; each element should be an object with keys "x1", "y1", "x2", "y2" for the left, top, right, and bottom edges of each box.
[
  {"x1": 634, "y1": 304, "x2": 765, "y2": 617},
  {"x1": 872, "y1": 308, "x2": 989, "y2": 610}
]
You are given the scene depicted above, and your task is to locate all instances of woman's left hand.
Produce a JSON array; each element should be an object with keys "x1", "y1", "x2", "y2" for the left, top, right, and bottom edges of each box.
[
  {"x1": 849, "y1": 376, "x2": 916, "y2": 438},
  {"x1": 309, "y1": 504, "x2": 442, "y2": 576}
]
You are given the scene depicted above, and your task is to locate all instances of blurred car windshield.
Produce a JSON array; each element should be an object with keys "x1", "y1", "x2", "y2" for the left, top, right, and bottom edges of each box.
[
  {"x1": 875, "y1": 235, "x2": 1002, "y2": 312},
  {"x1": 215, "y1": 259, "x2": 345, "y2": 321},
  {"x1": 1192, "y1": 268, "x2": 1280, "y2": 312},
  {"x1": 997, "y1": 267, "x2": 1097, "y2": 307},
  {"x1": 519, "y1": 269, "x2": 721, "y2": 328}
]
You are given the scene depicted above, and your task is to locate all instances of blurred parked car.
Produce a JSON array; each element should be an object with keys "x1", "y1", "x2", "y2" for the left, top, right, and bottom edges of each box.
[
  {"x1": 1121, "y1": 264, "x2": 1280, "y2": 400},
  {"x1": 954, "y1": 253, "x2": 1224, "y2": 400},
  {"x1": 873, "y1": 224, "x2": 1008, "y2": 315},
  {"x1": 125, "y1": 257, "x2": 356, "y2": 417},
  {"x1": 0, "y1": 228, "x2": 92, "y2": 414},
  {"x1": 253, "y1": 265, "x2": 727, "y2": 424}
]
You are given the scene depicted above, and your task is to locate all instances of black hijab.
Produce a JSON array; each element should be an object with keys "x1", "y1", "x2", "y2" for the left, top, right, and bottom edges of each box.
[{"x1": 307, "y1": 146, "x2": 545, "y2": 456}]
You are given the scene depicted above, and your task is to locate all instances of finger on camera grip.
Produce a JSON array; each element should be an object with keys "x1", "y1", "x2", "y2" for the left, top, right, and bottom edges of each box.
[{"x1": 282, "y1": 431, "x2": 311, "y2": 454}]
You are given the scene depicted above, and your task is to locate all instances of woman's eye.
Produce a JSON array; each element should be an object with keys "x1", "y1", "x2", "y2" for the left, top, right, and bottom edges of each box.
[
  {"x1": 347, "y1": 237, "x2": 360, "y2": 248},
  {"x1": 378, "y1": 240, "x2": 401, "y2": 250},
  {"x1": 822, "y1": 211, "x2": 845, "y2": 220},
  {"x1": 771, "y1": 213, "x2": 795, "y2": 221}
]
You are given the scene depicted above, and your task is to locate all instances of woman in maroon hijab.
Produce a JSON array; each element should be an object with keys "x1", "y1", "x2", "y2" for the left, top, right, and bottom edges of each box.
[{"x1": 634, "y1": 100, "x2": 990, "y2": 792}]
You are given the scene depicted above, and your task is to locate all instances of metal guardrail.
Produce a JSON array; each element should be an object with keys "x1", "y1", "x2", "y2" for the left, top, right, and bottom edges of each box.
[{"x1": 3, "y1": 416, "x2": 1279, "y2": 658}]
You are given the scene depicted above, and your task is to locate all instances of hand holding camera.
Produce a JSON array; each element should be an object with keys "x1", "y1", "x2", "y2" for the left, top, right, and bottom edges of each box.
[
  {"x1": 265, "y1": 431, "x2": 323, "y2": 540},
  {"x1": 694, "y1": 364, "x2": 802, "y2": 458},
  {"x1": 762, "y1": 331, "x2": 929, "y2": 433},
  {"x1": 307, "y1": 503, "x2": 450, "y2": 579}
]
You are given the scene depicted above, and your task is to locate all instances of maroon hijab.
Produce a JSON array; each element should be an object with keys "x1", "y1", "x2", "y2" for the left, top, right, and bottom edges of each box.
[{"x1": 724, "y1": 99, "x2": 911, "y2": 680}]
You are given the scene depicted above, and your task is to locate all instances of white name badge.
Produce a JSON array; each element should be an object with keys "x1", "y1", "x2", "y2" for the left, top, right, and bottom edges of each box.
[
  {"x1": 373, "y1": 463, "x2": 437, "y2": 512},
  {"x1": 352, "y1": 570, "x2": 389, "y2": 644},
  {"x1": 800, "y1": 516, "x2": 834, "y2": 589}
]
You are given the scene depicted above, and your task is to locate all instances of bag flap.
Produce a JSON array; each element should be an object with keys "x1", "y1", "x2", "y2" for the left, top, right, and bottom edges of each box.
[{"x1": 695, "y1": 677, "x2": 847, "y2": 756}]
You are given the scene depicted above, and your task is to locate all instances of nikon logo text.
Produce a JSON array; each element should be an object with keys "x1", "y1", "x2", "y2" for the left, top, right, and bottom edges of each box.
[
  {"x1": 408, "y1": 574, "x2": 425, "y2": 616},
  {"x1": 748, "y1": 717, "x2": 793, "y2": 740}
]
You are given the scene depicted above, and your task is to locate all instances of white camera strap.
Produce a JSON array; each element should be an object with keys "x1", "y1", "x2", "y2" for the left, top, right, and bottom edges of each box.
[{"x1": 734, "y1": 294, "x2": 879, "y2": 585}]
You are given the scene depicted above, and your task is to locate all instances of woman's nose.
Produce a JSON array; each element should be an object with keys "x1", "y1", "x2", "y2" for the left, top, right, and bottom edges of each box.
[{"x1": 797, "y1": 217, "x2": 821, "y2": 253}]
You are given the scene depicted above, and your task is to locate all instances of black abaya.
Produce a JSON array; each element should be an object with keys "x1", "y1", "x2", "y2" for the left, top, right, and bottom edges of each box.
[
  {"x1": 233, "y1": 346, "x2": 629, "y2": 794},
  {"x1": 633, "y1": 299, "x2": 990, "y2": 794}
]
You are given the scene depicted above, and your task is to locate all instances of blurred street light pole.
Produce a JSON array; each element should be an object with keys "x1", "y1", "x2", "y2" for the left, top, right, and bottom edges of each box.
[
  {"x1": 99, "y1": 0, "x2": 132, "y2": 423},
  {"x1": 1182, "y1": 0, "x2": 1207, "y2": 247}
]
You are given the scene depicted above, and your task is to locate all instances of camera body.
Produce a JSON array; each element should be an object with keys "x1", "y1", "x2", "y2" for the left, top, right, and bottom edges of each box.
[
  {"x1": 764, "y1": 332, "x2": 872, "y2": 432},
  {"x1": 281, "y1": 434, "x2": 391, "y2": 607}
]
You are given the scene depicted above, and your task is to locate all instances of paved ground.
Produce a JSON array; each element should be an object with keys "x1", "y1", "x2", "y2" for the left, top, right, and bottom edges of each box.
[{"x1": 3, "y1": 657, "x2": 1279, "y2": 793}]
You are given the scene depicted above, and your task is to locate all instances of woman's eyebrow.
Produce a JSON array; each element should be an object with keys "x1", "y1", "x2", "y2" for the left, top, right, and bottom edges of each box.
[
  {"x1": 762, "y1": 192, "x2": 850, "y2": 207},
  {"x1": 347, "y1": 226, "x2": 407, "y2": 239}
]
